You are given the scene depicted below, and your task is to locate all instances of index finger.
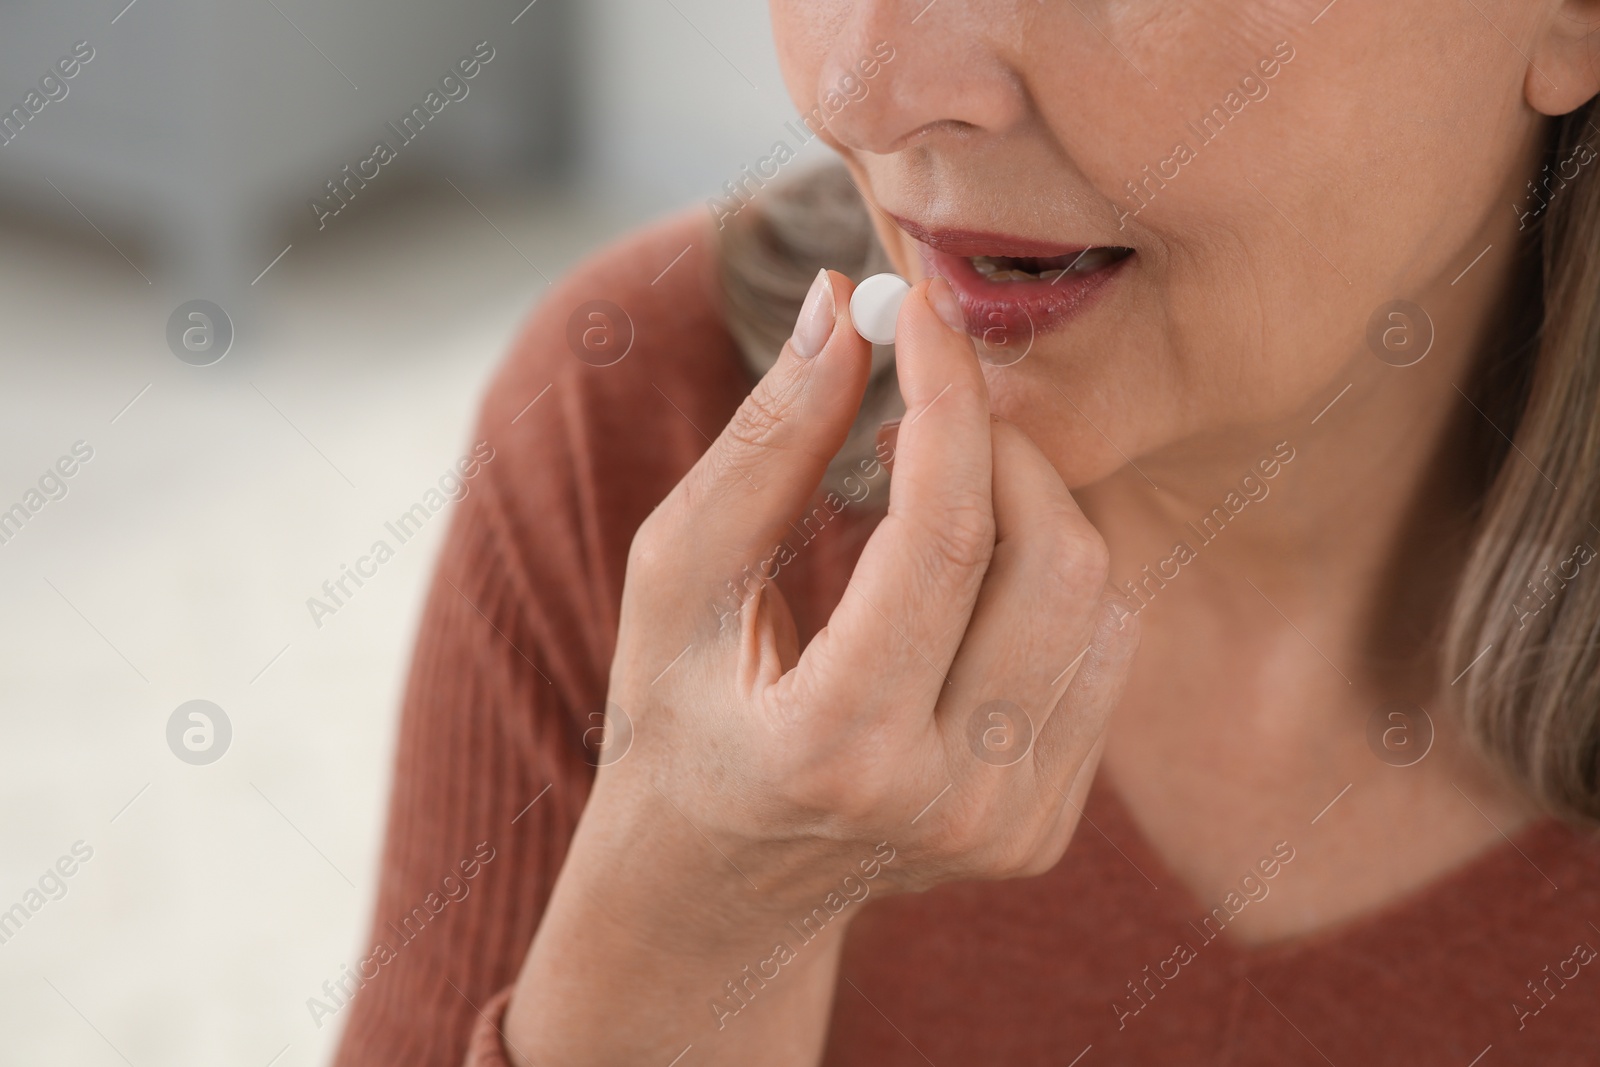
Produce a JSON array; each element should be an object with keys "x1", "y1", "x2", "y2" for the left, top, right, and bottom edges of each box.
[
  {"x1": 648, "y1": 269, "x2": 873, "y2": 585},
  {"x1": 799, "y1": 277, "x2": 996, "y2": 715}
]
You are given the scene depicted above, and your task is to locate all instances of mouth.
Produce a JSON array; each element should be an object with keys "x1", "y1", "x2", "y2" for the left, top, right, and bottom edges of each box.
[
  {"x1": 888, "y1": 214, "x2": 1133, "y2": 343},
  {"x1": 966, "y1": 247, "x2": 1131, "y2": 283}
]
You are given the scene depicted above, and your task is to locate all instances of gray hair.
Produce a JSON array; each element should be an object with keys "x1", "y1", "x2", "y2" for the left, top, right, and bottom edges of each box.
[{"x1": 715, "y1": 161, "x2": 902, "y2": 496}]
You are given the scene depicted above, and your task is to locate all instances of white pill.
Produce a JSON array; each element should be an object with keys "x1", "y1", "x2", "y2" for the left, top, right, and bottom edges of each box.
[{"x1": 849, "y1": 273, "x2": 912, "y2": 346}]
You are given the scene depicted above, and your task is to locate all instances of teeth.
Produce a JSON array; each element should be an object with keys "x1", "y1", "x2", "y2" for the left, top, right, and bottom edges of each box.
[
  {"x1": 970, "y1": 255, "x2": 1006, "y2": 277},
  {"x1": 969, "y1": 248, "x2": 1127, "y2": 282},
  {"x1": 1065, "y1": 247, "x2": 1123, "y2": 273},
  {"x1": 970, "y1": 257, "x2": 1040, "y2": 281}
]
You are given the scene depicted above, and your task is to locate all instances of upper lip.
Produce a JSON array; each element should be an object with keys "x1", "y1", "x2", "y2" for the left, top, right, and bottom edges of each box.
[{"x1": 886, "y1": 212, "x2": 1120, "y2": 259}]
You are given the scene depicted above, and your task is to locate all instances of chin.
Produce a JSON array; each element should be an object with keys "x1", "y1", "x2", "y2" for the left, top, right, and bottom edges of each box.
[{"x1": 984, "y1": 374, "x2": 1145, "y2": 490}]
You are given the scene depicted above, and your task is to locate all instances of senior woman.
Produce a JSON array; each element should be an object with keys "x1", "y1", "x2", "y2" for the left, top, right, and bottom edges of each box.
[{"x1": 334, "y1": 0, "x2": 1600, "y2": 1063}]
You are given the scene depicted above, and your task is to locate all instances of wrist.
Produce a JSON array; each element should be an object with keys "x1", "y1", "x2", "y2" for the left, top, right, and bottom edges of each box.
[
  {"x1": 503, "y1": 789, "x2": 861, "y2": 1065},
  {"x1": 558, "y1": 775, "x2": 810, "y2": 948},
  {"x1": 574, "y1": 771, "x2": 901, "y2": 946}
]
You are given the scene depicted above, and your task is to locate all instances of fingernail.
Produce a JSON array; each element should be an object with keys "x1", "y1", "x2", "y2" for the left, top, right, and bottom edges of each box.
[
  {"x1": 927, "y1": 276, "x2": 967, "y2": 335},
  {"x1": 791, "y1": 269, "x2": 835, "y2": 359}
]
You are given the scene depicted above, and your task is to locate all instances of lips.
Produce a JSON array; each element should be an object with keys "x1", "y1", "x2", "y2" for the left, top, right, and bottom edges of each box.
[{"x1": 889, "y1": 214, "x2": 1132, "y2": 342}]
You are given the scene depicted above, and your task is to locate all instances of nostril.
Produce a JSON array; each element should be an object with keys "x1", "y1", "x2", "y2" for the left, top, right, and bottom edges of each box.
[{"x1": 807, "y1": 25, "x2": 1027, "y2": 156}]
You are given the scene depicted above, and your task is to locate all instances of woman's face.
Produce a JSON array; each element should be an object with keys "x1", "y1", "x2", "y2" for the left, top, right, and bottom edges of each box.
[{"x1": 771, "y1": 0, "x2": 1594, "y2": 487}]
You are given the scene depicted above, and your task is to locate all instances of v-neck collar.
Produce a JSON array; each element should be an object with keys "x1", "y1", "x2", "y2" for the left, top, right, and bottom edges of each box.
[{"x1": 1082, "y1": 768, "x2": 1573, "y2": 967}]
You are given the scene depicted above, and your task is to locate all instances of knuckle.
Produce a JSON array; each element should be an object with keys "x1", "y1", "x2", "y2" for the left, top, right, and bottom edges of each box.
[
  {"x1": 993, "y1": 840, "x2": 1038, "y2": 879},
  {"x1": 917, "y1": 500, "x2": 996, "y2": 574},
  {"x1": 1011, "y1": 833, "x2": 1065, "y2": 879},
  {"x1": 723, "y1": 380, "x2": 799, "y2": 456},
  {"x1": 983, "y1": 811, "x2": 1043, "y2": 877},
  {"x1": 935, "y1": 813, "x2": 982, "y2": 860},
  {"x1": 927, "y1": 778, "x2": 1058, "y2": 879},
  {"x1": 1052, "y1": 527, "x2": 1111, "y2": 589},
  {"x1": 625, "y1": 511, "x2": 673, "y2": 581},
  {"x1": 1072, "y1": 533, "x2": 1112, "y2": 589},
  {"x1": 1016, "y1": 798, "x2": 1079, "y2": 877},
  {"x1": 935, "y1": 794, "x2": 996, "y2": 858},
  {"x1": 1030, "y1": 527, "x2": 1111, "y2": 608}
]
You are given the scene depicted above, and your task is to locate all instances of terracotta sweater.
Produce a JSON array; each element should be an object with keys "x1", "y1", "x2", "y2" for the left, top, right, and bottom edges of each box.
[{"x1": 331, "y1": 210, "x2": 1600, "y2": 1066}]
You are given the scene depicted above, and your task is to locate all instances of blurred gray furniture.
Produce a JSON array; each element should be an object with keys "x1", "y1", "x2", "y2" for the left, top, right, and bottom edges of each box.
[{"x1": 0, "y1": 0, "x2": 572, "y2": 288}]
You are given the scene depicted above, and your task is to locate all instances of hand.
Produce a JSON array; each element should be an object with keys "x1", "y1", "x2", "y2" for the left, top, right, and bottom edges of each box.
[
  {"x1": 505, "y1": 268, "x2": 1139, "y2": 1066},
  {"x1": 601, "y1": 267, "x2": 1138, "y2": 899}
]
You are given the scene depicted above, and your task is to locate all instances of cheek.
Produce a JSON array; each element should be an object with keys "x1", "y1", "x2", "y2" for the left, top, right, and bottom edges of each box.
[
  {"x1": 1025, "y1": 0, "x2": 1527, "y2": 448},
  {"x1": 988, "y1": 5, "x2": 1350, "y2": 446}
]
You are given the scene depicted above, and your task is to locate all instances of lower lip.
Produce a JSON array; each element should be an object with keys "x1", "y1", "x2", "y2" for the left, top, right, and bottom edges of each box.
[{"x1": 917, "y1": 247, "x2": 1130, "y2": 341}]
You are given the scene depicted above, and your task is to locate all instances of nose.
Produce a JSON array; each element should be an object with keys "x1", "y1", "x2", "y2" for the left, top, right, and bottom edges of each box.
[{"x1": 814, "y1": 1, "x2": 1029, "y2": 156}]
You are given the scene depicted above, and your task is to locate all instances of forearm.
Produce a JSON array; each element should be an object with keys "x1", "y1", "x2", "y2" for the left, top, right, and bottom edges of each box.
[{"x1": 502, "y1": 790, "x2": 851, "y2": 1066}]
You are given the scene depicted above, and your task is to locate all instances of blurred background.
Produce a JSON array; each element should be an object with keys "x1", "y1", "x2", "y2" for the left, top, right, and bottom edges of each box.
[{"x1": 0, "y1": 1, "x2": 832, "y2": 1062}]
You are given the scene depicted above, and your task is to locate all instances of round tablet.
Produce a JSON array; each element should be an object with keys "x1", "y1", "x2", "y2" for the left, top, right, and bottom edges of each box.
[{"x1": 849, "y1": 273, "x2": 912, "y2": 346}]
